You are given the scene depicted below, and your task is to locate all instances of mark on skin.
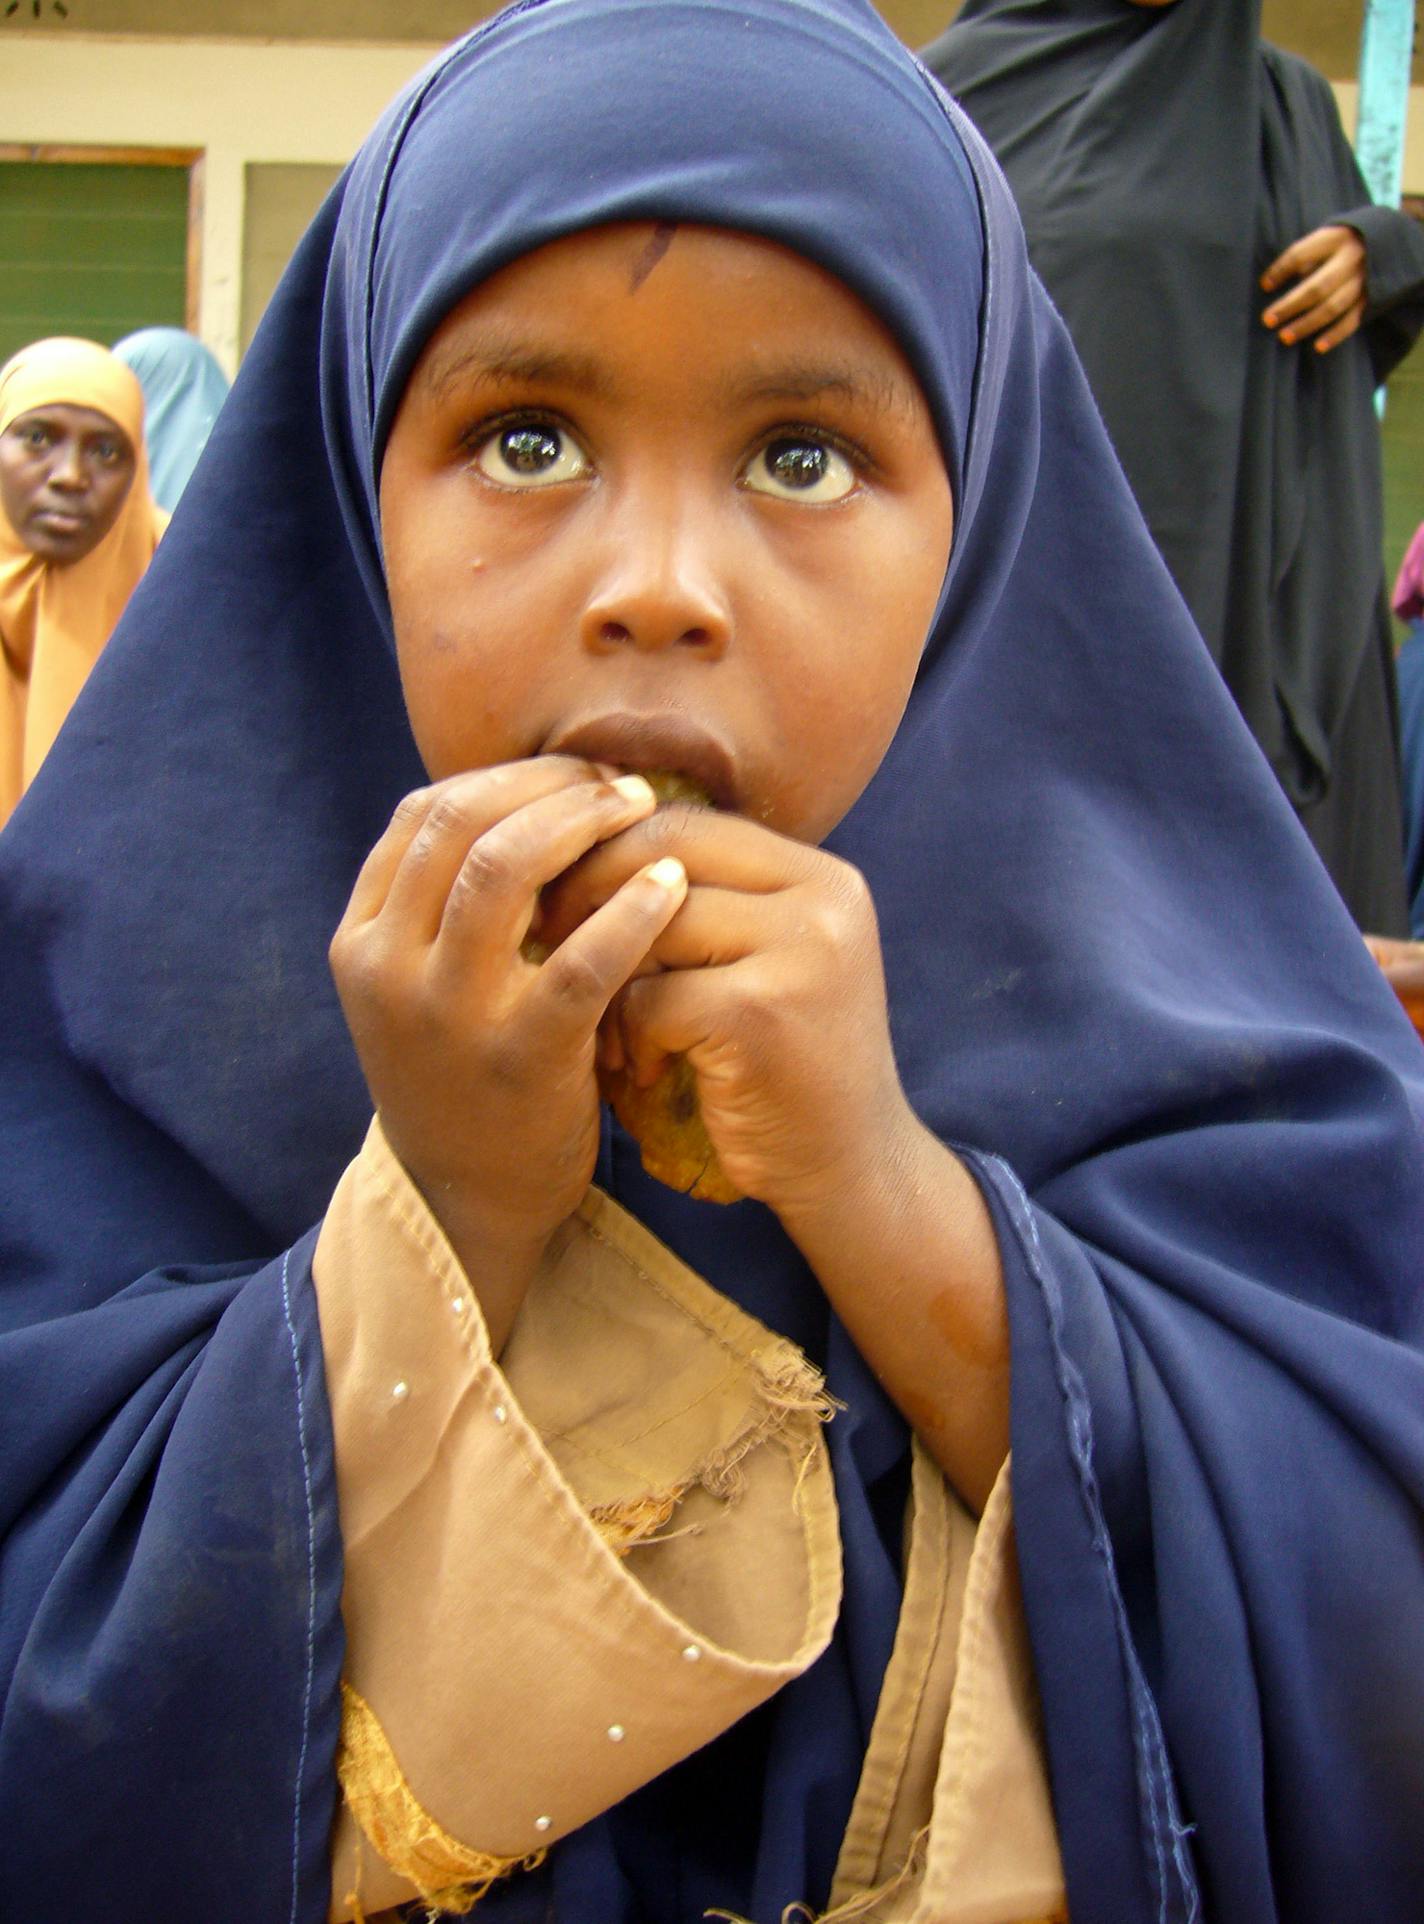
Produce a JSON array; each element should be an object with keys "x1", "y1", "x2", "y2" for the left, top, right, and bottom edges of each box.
[
  {"x1": 926, "y1": 1286, "x2": 1005, "y2": 1369},
  {"x1": 900, "y1": 1389, "x2": 948, "y2": 1437},
  {"x1": 629, "y1": 222, "x2": 679, "y2": 293}
]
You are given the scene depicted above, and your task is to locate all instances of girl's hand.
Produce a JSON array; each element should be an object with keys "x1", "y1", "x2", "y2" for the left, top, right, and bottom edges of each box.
[
  {"x1": 1261, "y1": 224, "x2": 1367, "y2": 354},
  {"x1": 329, "y1": 759, "x2": 685, "y2": 1345},
  {"x1": 543, "y1": 806, "x2": 1013, "y2": 1511},
  {"x1": 539, "y1": 808, "x2": 919, "y2": 1224}
]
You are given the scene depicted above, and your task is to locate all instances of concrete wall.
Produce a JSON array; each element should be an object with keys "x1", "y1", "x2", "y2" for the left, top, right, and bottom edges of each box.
[
  {"x1": 240, "y1": 161, "x2": 343, "y2": 356},
  {"x1": 0, "y1": 35, "x2": 438, "y2": 373},
  {"x1": 3, "y1": 0, "x2": 1413, "y2": 83},
  {"x1": 1, "y1": 31, "x2": 1419, "y2": 375}
]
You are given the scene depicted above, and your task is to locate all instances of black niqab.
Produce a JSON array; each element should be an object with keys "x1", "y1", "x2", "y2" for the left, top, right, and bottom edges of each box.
[{"x1": 926, "y1": 0, "x2": 1424, "y2": 931}]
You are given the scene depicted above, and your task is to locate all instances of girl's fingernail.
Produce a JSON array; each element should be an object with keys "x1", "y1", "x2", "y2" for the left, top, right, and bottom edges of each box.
[
  {"x1": 646, "y1": 857, "x2": 686, "y2": 889},
  {"x1": 612, "y1": 774, "x2": 655, "y2": 804},
  {"x1": 1280, "y1": 329, "x2": 1294, "y2": 344}
]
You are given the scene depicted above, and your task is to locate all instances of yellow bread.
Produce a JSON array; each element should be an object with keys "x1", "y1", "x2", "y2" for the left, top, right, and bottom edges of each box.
[
  {"x1": 523, "y1": 768, "x2": 740, "y2": 1204},
  {"x1": 598, "y1": 1052, "x2": 741, "y2": 1203},
  {"x1": 607, "y1": 771, "x2": 739, "y2": 1203}
]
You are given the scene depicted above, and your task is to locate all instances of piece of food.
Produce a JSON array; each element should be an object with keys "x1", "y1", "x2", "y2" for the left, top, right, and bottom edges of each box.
[
  {"x1": 522, "y1": 766, "x2": 741, "y2": 1203},
  {"x1": 602, "y1": 770, "x2": 740, "y2": 1203},
  {"x1": 639, "y1": 769, "x2": 711, "y2": 808},
  {"x1": 598, "y1": 1050, "x2": 741, "y2": 1203}
]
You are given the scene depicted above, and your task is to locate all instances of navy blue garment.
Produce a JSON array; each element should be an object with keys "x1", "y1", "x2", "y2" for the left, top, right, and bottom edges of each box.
[{"x1": 3, "y1": 4, "x2": 1424, "y2": 1922}]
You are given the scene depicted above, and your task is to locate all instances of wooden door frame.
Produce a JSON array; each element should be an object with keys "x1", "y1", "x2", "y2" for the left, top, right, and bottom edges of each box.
[{"x1": 0, "y1": 142, "x2": 204, "y2": 331}]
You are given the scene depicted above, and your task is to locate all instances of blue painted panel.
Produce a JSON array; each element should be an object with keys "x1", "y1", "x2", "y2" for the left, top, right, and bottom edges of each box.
[{"x1": 1356, "y1": 0, "x2": 1416, "y2": 209}]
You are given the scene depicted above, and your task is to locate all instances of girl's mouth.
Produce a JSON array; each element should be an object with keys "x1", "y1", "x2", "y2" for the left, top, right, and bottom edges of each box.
[{"x1": 543, "y1": 712, "x2": 739, "y2": 812}]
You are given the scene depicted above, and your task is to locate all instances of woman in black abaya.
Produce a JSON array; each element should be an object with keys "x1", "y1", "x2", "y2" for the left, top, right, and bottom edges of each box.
[{"x1": 925, "y1": 0, "x2": 1424, "y2": 933}]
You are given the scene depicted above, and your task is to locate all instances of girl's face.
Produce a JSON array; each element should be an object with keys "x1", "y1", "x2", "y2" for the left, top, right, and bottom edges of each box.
[
  {"x1": 379, "y1": 223, "x2": 953, "y2": 843},
  {"x1": 0, "y1": 405, "x2": 136, "y2": 565}
]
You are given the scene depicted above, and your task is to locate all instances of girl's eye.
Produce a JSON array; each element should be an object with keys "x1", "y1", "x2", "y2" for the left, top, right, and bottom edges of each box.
[
  {"x1": 744, "y1": 437, "x2": 857, "y2": 504},
  {"x1": 474, "y1": 420, "x2": 590, "y2": 489}
]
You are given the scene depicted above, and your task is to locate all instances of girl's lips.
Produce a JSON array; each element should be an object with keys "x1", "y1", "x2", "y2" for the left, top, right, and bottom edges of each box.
[{"x1": 544, "y1": 713, "x2": 740, "y2": 811}]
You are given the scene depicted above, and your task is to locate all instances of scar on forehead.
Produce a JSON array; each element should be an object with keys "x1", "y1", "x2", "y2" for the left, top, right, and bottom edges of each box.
[{"x1": 629, "y1": 221, "x2": 679, "y2": 293}]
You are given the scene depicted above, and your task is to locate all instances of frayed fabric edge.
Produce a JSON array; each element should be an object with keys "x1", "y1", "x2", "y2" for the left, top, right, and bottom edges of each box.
[
  {"x1": 587, "y1": 1341, "x2": 839, "y2": 1556},
  {"x1": 336, "y1": 1347, "x2": 837, "y2": 1907},
  {"x1": 336, "y1": 1680, "x2": 546, "y2": 1919},
  {"x1": 703, "y1": 1825, "x2": 1066, "y2": 1924}
]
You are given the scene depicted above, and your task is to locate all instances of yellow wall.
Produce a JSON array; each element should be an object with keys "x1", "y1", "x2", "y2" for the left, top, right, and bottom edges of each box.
[
  {"x1": 0, "y1": 31, "x2": 1419, "y2": 379},
  {"x1": 0, "y1": 35, "x2": 438, "y2": 373},
  {"x1": 240, "y1": 162, "x2": 344, "y2": 356}
]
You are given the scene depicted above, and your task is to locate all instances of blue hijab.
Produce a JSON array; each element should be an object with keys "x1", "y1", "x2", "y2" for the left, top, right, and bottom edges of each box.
[
  {"x1": 112, "y1": 326, "x2": 232, "y2": 512},
  {"x1": 4, "y1": 4, "x2": 1424, "y2": 1921}
]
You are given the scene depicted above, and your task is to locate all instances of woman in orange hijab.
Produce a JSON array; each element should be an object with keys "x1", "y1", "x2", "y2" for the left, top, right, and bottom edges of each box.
[{"x1": 0, "y1": 337, "x2": 167, "y2": 821}]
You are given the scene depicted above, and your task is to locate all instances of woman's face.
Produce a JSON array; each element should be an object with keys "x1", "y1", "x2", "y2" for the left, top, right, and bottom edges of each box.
[
  {"x1": 379, "y1": 222, "x2": 954, "y2": 844},
  {"x1": 0, "y1": 404, "x2": 136, "y2": 565}
]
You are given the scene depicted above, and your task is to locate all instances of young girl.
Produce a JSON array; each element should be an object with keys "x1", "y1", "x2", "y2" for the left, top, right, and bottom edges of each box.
[{"x1": 2, "y1": 4, "x2": 1423, "y2": 1922}]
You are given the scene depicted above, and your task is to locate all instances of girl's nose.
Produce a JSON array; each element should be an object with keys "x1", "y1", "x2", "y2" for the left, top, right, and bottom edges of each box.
[{"x1": 579, "y1": 502, "x2": 731, "y2": 659}]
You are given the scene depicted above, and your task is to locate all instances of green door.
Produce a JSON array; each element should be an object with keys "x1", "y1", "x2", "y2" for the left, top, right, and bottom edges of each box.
[{"x1": 0, "y1": 158, "x2": 191, "y2": 365}]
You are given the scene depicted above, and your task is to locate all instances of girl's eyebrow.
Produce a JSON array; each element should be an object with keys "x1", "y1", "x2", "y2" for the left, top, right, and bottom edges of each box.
[
  {"x1": 419, "y1": 331, "x2": 619, "y2": 403},
  {"x1": 419, "y1": 331, "x2": 917, "y2": 420},
  {"x1": 726, "y1": 360, "x2": 918, "y2": 418}
]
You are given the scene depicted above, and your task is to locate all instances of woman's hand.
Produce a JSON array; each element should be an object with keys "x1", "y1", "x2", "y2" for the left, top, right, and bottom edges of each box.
[
  {"x1": 1261, "y1": 224, "x2": 1367, "y2": 354},
  {"x1": 330, "y1": 758, "x2": 686, "y2": 1347}
]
